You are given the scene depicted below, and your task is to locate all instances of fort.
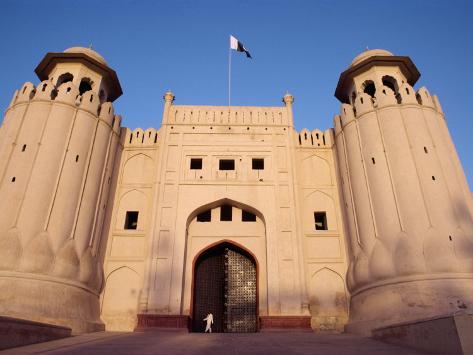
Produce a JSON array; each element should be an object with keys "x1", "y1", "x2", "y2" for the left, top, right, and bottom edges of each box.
[{"x1": 0, "y1": 47, "x2": 472, "y2": 343}]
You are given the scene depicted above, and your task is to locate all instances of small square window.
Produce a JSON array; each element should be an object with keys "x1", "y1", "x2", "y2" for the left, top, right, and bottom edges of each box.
[
  {"x1": 219, "y1": 159, "x2": 235, "y2": 170},
  {"x1": 197, "y1": 209, "x2": 211, "y2": 222},
  {"x1": 124, "y1": 211, "x2": 139, "y2": 230},
  {"x1": 190, "y1": 158, "x2": 202, "y2": 170},
  {"x1": 252, "y1": 158, "x2": 264, "y2": 170},
  {"x1": 220, "y1": 205, "x2": 232, "y2": 221},
  {"x1": 242, "y1": 210, "x2": 256, "y2": 222},
  {"x1": 314, "y1": 212, "x2": 327, "y2": 230}
]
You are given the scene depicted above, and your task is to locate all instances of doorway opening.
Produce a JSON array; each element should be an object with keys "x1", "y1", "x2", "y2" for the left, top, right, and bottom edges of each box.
[{"x1": 191, "y1": 242, "x2": 257, "y2": 332}]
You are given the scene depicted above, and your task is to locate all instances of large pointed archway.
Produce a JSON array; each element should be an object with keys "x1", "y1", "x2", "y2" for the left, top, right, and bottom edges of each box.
[{"x1": 191, "y1": 241, "x2": 258, "y2": 333}]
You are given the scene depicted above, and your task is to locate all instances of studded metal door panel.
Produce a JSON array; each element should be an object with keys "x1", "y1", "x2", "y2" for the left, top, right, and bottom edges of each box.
[{"x1": 224, "y1": 248, "x2": 257, "y2": 332}]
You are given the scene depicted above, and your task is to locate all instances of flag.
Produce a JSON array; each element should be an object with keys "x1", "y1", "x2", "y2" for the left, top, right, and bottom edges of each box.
[{"x1": 230, "y1": 35, "x2": 252, "y2": 58}]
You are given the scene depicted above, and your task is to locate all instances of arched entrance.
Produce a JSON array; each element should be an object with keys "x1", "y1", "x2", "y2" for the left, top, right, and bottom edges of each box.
[{"x1": 192, "y1": 242, "x2": 257, "y2": 332}]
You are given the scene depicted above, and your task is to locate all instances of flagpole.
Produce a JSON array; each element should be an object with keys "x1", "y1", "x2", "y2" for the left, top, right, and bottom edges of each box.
[{"x1": 228, "y1": 40, "x2": 232, "y2": 107}]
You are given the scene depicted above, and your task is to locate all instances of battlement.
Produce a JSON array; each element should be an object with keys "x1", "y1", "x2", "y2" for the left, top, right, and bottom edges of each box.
[
  {"x1": 335, "y1": 85, "x2": 443, "y2": 133},
  {"x1": 165, "y1": 105, "x2": 289, "y2": 126},
  {"x1": 8, "y1": 81, "x2": 120, "y2": 131},
  {"x1": 122, "y1": 127, "x2": 160, "y2": 147},
  {"x1": 296, "y1": 128, "x2": 334, "y2": 148}
]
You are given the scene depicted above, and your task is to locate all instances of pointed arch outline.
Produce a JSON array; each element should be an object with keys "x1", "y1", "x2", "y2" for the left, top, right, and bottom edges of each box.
[
  {"x1": 189, "y1": 239, "x2": 259, "y2": 327},
  {"x1": 308, "y1": 266, "x2": 349, "y2": 316},
  {"x1": 300, "y1": 154, "x2": 332, "y2": 185},
  {"x1": 304, "y1": 188, "x2": 334, "y2": 201},
  {"x1": 301, "y1": 153, "x2": 329, "y2": 165},
  {"x1": 117, "y1": 188, "x2": 147, "y2": 202},
  {"x1": 121, "y1": 153, "x2": 154, "y2": 184},
  {"x1": 100, "y1": 265, "x2": 141, "y2": 313},
  {"x1": 123, "y1": 152, "x2": 153, "y2": 166},
  {"x1": 115, "y1": 188, "x2": 148, "y2": 230},
  {"x1": 182, "y1": 197, "x2": 267, "y2": 320},
  {"x1": 185, "y1": 197, "x2": 266, "y2": 227}
]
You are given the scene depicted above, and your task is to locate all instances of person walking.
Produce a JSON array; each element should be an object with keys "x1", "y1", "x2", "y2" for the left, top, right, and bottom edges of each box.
[{"x1": 203, "y1": 313, "x2": 214, "y2": 333}]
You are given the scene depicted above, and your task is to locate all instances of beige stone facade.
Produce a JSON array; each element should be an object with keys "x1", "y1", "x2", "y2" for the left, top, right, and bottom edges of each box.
[{"x1": 0, "y1": 47, "x2": 472, "y2": 336}]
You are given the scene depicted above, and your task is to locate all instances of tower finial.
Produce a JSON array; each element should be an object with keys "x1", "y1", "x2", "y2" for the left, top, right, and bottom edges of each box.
[{"x1": 88, "y1": 43, "x2": 93, "y2": 49}]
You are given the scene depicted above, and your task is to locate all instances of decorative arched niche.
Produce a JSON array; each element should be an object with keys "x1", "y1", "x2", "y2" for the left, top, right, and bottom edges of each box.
[
  {"x1": 300, "y1": 155, "x2": 332, "y2": 186},
  {"x1": 303, "y1": 190, "x2": 337, "y2": 232},
  {"x1": 122, "y1": 153, "x2": 154, "y2": 184},
  {"x1": 101, "y1": 266, "x2": 141, "y2": 331},
  {"x1": 115, "y1": 189, "x2": 147, "y2": 230},
  {"x1": 308, "y1": 267, "x2": 348, "y2": 331}
]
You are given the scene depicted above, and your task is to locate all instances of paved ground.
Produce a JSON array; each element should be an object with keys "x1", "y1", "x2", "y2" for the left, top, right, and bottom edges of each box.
[{"x1": 1, "y1": 331, "x2": 426, "y2": 354}]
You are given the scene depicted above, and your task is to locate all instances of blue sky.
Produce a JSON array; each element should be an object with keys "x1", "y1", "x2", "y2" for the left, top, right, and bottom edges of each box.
[{"x1": 1, "y1": 0, "x2": 472, "y2": 187}]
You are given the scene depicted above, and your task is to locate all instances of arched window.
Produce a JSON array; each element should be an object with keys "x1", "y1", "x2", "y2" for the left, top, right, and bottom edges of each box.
[
  {"x1": 362, "y1": 80, "x2": 376, "y2": 98},
  {"x1": 79, "y1": 78, "x2": 93, "y2": 95},
  {"x1": 382, "y1": 75, "x2": 400, "y2": 103},
  {"x1": 56, "y1": 72, "x2": 74, "y2": 87}
]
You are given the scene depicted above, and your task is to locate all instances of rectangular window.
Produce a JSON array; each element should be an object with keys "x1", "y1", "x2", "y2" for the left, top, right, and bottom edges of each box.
[
  {"x1": 124, "y1": 211, "x2": 139, "y2": 230},
  {"x1": 220, "y1": 205, "x2": 232, "y2": 221},
  {"x1": 197, "y1": 209, "x2": 211, "y2": 222},
  {"x1": 219, "y1": 159, "x2": 235, "y2": 170},
  {"x1": 190, "y1": 158, "x2": 202, "y2": 170},
  {"x1": 252, "y1": 158, "x2": 264, "y2": 170},
  {"x1": 314, "y1": 212, "x2": 327, "y2": 230},
  {"x1": 242, "y1": 210, "x2": 256, "y2": 222}
]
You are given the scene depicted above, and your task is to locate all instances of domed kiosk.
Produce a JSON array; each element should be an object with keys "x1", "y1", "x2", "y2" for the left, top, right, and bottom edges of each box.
[{"x1": 35, "y1": 46, "x2": 122, "y2": 102}]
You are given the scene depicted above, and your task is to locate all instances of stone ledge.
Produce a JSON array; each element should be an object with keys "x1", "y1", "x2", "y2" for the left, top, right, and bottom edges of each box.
[
  {"x1": 372, "y1": 313, "x2": 473, "y2": 354},
  {"x1": 0, "y1": 316, "x2": 71, "y2": 350},
  {"x1": 135, "y1": 314, "x2": 190, "y2": 331},
  {"x1": 259, "y1": 316, "x2": 312, "y2": 332}
]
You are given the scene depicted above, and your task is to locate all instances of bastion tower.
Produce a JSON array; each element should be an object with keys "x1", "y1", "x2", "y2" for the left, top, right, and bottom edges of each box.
[
  {"x1": 334, "y1": 50, "x2": 473, "y2": 334},
  {"x1": 0, "y1": 47, "x2": 122, "y2": 333}
]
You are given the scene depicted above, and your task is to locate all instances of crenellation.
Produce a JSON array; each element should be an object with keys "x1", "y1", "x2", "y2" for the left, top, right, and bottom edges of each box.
[
  {"x1": 375, "y1": 85, "x2": 397, "y2": 107},
  {"x1": 79, "y1": 90, "x2": 100, "y2": 115},
  {"x1": 353, "y1": 92, "x2": 374, "y2": 117},
  {"x1": 299, "y1": 128, "x2": 311, "y2": 146},
  {"x1": 33, "y1": 80, "x2": 55, "y2": 101},
  {"x1": 397, "y1": 83, "x2": 417, "y2": 104},
  {"x1": 339, "y1": 103, "x2": 355, "y2": 128},
  {"x1": 168, "y1": 105, "x2": 288, "y2": 127},
  {"x1": 416, "y1": 86, "x2": 435, "y2": 108},
  {"x1": 55, "y1": 81, "x2": 80, "y2": 105},
  {"x1": 16, "y1": 82, "x2": 35, "y2": 103},
  {"x1": 99, "y1": 102, "x2": 115, "y2": 126},
  {"x1": 333, "y1": 115, "x2": 342, "y2": 135},
  {"x1": 123, "y1": 127, "x2": 159, "y2": 147},
  {"x1": 296, "y1": 128, "x2": 332, "y2": 148},
  {"x1": 113, "y1": 115, "x2": 122, "y2": 134}
]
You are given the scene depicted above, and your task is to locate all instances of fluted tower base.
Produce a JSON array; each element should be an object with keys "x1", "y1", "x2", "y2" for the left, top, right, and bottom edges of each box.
[
  {"x1": 0, "y1": 273, "x2": 104, "y2": 334},
  {"x1": 345, "y1": 275, "x2": 473, "y2": 335}
]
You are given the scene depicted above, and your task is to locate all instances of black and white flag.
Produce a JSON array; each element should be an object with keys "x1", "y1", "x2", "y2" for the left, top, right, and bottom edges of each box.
[{"x1": 230, "y1": 35, "x2": 252, "y2": 58}]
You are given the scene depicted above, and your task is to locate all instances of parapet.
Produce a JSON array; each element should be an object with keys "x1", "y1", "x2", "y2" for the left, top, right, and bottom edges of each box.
[
  {"x1": 338, "y1": 84, "x2": 443, "y2": 126},
  {"x1": 8, "y1": 81, "x2": 118, "y2": 124},
  {"x1": 123, "y1": 127, "x2": 160, "y2": 147},
  {"x1": 165, "y1": 105, "x2": 289, "y2": 127},
  {"x1": 296, "y1": 128, "x2": 333, "y2": 148}
]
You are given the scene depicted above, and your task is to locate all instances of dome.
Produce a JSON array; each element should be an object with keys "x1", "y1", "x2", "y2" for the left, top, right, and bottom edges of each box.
[
  {"x1": 350, "y1": 49, "x2": 394, "y2": 67},
  {"x1": 64, "y1": 47, "x2": 108, "y2": 66}
]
